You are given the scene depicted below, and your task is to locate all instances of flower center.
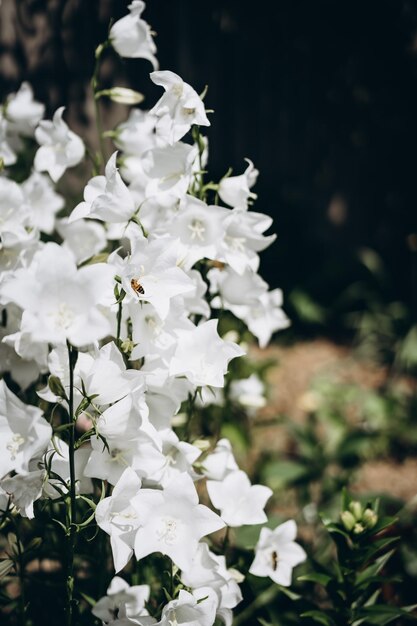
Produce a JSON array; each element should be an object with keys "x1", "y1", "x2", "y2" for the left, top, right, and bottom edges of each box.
[
  {"x1": 188, "y1": 219, "x2": 206, "y2": 242},
  {"x1": 52, "y1": 303, "x2": 75, "y2": 330},
  {"x1": 168, "y1": 611, "x2": 178, "y2": 626},
  {"x1": 182, "y1": 106, "x2": 196, "y2": 117},
  {"x1": 271, "y1": 549, "x2": 279, "y2": 571},
  {"x1": 6, "y1": 433, "x2": 25, "y2": 460},
  {"x1": 156, "y1": 517, "x2": 179, "y2": 545},
  {"x1": 225, "y1": 235, "x2": 246, "y2": 252}
]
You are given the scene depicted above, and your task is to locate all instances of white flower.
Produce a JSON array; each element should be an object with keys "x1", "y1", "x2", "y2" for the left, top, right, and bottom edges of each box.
[
  {"x1": 92, "y1": 576, "x2": 151, "y2": 623},
  {"x1": 0, "y1": 242, "x2": 114, "y2": 347},
  {"x1": 229, "y1": 374, "x2": 266, "y2": 413},
  {"x1": 56, "y1": 218, "x2": 107, "y2": 265},
  {"x1": 142, "y1": 142, "x2": 197, "y2": 202},
  {"x1": 150, "y1": 71, "x2": 210, "y2": 144},
  {"x1": 208, "y1": 266, "x2": 268, "y2": 308},
  {"x1": 95, "y1": 467, "x2": 143, "y2": 572},
  {"x1": 230, "y1": 289, "x2": 290, "y2": 348},
  {"x1": 110, "y1": 1, "x2": 158, "y2": 68},
  {"x1": 116, "y1": 237, "x2": 194, "y2": 319},
  {"x1": 155, "y1": 589, "x2": 216, "y2": 626},
  {"x1": 161, "y1": 196, "x2": 229, "y2": 269},
  {"x1": 218, "y1": 159, "x2": 258, "y2": 209},
  {"x1": 0, "y1": 112, "x2": 17, "y2": 165},
  {"x1": 114, "y1": 109, "x2": 157, "y2": 156},
  {"x1": 69, "y1": 152, "x2": 136, "y2": 224},
  {"x1": 34, "y1": 107, "x2": 85, "y2": 182},
  {"x1": 201, "y1": 438, "x2": 238, "y2": 481},
  {"x1": 133, "y1": 472, "x2": 225, "y2": 570},
  {"x1": 220, "y1": 207, "x2": 276, "y2": 275},
  {"x1": 6, "y1": 82, "x2": 45, "y2": 137},
  {"x1": 0, "y1": 177, "x2": 32, "y2": 248},
  {"x1": 21, "y1": 172, "x2": 64, "y2": 235},
  {"x1": 0, "y1": 380, "x2": 52, "y2": 480},
  {"x1": 169, "y1": 319, "x2": 245, "y2": 388},
  {"x1": 207, "y1": 470, "x2": 272, "y2": 527},
  {"x1": 1, "y1": 469, "x2": 45, "y2": 518},
  {"x1": 249, "y1": 520, "x2": 307, "y2": 586}
]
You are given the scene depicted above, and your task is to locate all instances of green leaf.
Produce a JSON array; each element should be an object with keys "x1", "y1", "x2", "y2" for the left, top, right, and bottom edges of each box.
[
  {"x1": 356, "y1": 550, "x2": 395, "y2": 586},
  {"x1": 301, "y1": 610, "x2": 336, "y2": 626},
  {"x1": 79, "y1": 592, "x2": 96, "y2": 607},
  {"x1": 356, "y1": 604, "x2": 417, "y2": 625},
  {"x1": 298, "y1": 572, "x2": 332, "y2": 587},
  {"x1": 260, "y1": 460, "x2": 310, "y2": 490}
]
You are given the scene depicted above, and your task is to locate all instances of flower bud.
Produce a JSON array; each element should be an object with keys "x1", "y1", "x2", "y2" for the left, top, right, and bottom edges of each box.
[
  {"x1": 353, "y1": 522, "x2": 365, "y2": 535},
  {"x1": 340, "y1": 510, "x2": 356, "y2": 531},
  {"x1": 95, "y1": 87, "x2": 145, "y2": 105},
  {"x1": 362, "y1": 508, "x2": 378, "y2": 529},
  {"x1": 349, "y1": 501, "x2": 363, "y2": 521},
  {"x1": 48, "y1": 375, "x2": 67, "y2": 400}
]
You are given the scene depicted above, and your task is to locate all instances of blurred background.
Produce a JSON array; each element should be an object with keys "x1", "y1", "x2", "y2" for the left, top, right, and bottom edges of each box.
[{"x1": 2, "y1": 0, "x2": 417, "y2": 342}]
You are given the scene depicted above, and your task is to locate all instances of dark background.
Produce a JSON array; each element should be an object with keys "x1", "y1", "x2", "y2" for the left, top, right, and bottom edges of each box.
[{"x1": 2, "y1": 0, "x2": 417, "y2": 335}]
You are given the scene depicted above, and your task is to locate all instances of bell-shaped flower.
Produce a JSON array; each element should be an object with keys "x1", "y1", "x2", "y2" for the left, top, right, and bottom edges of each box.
[
  {"x1": 110, "y1": 1, "x2": 158, "y2": 68},
  {"x1": 69, "y1": 152, "x2": 136, "y2": 224},
  {"x1": 34, "y1": 107, "x2": 84, "y2": 182},
  {"x1": 92, "y1": 576, "x2": 151, "y2": 624},
  {"x1": 0, "y1": 112, "x2": 17, "y2": 165},
  {"x1": 201, "y1": 438, "x2": 238, "y2": 481},
  {"x1": 79, "y1": 342, "x2": 146, "y2": 406},
  {"x1": 116, "y1": 237, "x2": 194, "y2": 319},
  {"x1": 228, "y1": 288, "x2": 290, "y2": 348},
  {"x1": 169, "y1": 319, "x2": 245, "y2": 388},
  {"x1": 209, "y1": 266, "x2": 268, "y2": 308},
  {"x1": 218, "y1": 159, "x2": 258, "y2": 209},
  {"x1": 160, "y1": 196, "x2": 229, "y2": 269},
  {"x1": 142, "y1": 142, "x2": 196, "y2": 203},
  {"x1": 249, "y1": 520, "x2": 307, "y2": 586},
  {"x1": 220, "y1": 207, "x2": 276, "y2": 275},
  {"x1": 84, "y1": 394, "x2": 162, "y2": 485},
  {"x1": 5, "y1": 82, "x2": 45, "y2": 137},
  {"x1": 114, "y1": 108, "x2": 158, "y2": 156},
  {"x1": 21, "y1": 172, "x2": 64, "y2": 235},
  {"x1": 0, "y1": 242, "x2": 114, "y2": 347},
  {"x1": 1, "y1": 469, "x2": 45, "y2": 518},
  {"x1": 150, "y1": 70, "x2": 210, "y2": 143},
  {"x1": 0, "y1": 177, "x2": 32, "y2": 248},
  {"x1": 95, "y1": 467, "x2": 143, "y2": 572},
  {"x1": 181, "y1": 543, "x2": 243, "y2": 623},
  {"x1": 132, "y1": 472, "x2": 225, "y2": 570},
  {"x1": 128, "y1": 299, "x2": 194, "y2": 360},
  {"x1": 152, "y1": 428, "x2": 201, "y2": 486},
  {"x1": 229, "y1": 374, "x2": 266, "y2": 414},
  {"x1": 0, "y1": 380, "x2": 52, "y2": 480},
  {"x1": 207, "y1": 470, "x2": 272, "y2": 527},
  {"x1": 56, "y1": 218, "x2": 107, "y2": 265},
  {"x1": 155, "y1": 589, "x2": 216, "y2": 626}
]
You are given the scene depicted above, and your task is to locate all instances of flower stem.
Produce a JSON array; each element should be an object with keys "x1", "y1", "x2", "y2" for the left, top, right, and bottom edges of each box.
[
  {"x1": 66, "y1": 340, "x2": 78, "y2": 626},
  {"x1": 91, "y1": 41, "x2": 110, "y2": 169}
]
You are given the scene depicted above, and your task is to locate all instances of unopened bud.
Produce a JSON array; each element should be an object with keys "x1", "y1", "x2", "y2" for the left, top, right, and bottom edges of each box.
[
  {"x1": 340, "y1": 511, "x2": 356, "y2": 531},
  {"x1": 362, "y1": 508, "x2": 378, "y2": 529},
  {"x1": 353, "y1": 522, "x2": 365, "y2": 535},
  {"x1": 48, "y1": 375, "x2": 67, "y2": 400},
  {"x1": 96, "y1": 87, "x2": 145, "y2": 105},
  {"x1": 349, "y1": 501, "x2": 363, "y2": 521},
  {"x1": 192, "y1": 439, "x2": 211, "y2": 452},
  {"x1": 0, "y1": 157, "x2": 4, "y2": 172}
]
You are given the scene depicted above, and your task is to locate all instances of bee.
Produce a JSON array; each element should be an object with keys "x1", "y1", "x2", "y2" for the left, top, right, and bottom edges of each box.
[
  {"x1": 271, "y1": 550, "x2": 279, "y2": 571},
  {"x1": 131, "y1": 278, "x2": 145, "y2": 296}
]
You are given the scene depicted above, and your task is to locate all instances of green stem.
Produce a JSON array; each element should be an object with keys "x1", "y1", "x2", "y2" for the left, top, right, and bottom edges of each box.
[
  {"x1": 116, "y1": 300, "x2": 123, "y2": 346},
  {"x1": 91, "y1": 41, "x2": 110, "y2": 169},
  {"x1": 66, "y1": 341, "x2": 78, "y2": 626}
]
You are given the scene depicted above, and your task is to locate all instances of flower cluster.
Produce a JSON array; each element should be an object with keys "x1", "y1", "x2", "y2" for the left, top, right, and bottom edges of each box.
[{"x1": 0, "y1": 3, "x2": 303, "y2": 625}]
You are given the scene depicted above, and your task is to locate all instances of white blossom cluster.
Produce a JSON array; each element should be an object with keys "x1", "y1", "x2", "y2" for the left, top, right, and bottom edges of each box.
[{"x1": 0, "y1": 2, "x2": 304, "y2": 624}]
